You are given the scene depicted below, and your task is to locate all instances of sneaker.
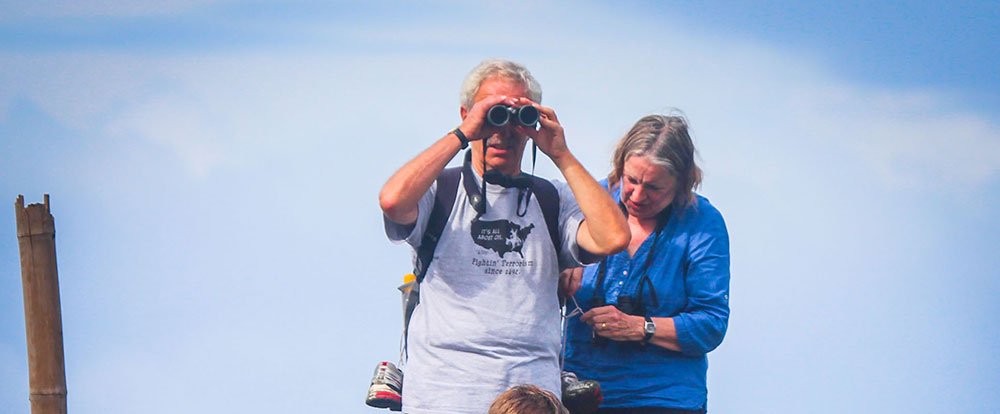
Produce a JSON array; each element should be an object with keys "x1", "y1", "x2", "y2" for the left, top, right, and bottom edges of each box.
[{"x1": 365, "y1": 361, "x2": 403, "y2": 411}]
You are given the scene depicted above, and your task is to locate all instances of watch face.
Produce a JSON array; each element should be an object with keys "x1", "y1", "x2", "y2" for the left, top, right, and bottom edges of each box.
[{"x1": 644, "y1": 321, "x2": 656, "y2": 334}]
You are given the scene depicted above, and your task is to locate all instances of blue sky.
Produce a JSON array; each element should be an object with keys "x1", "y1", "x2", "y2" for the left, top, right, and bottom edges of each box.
[{"x1": 2, "y1": 1, "x2": 998, "y2": 413}]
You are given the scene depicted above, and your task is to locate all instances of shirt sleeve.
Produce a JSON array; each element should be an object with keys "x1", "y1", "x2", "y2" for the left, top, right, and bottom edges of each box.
[
  {"x1": 383, "y1": 180, "x2": 437, "y2": 247},
  {"x1": 552, "y1": 179, "x2": 586, "y2": 270},
  {"x1": 672, "y1": 203, "x2": 731, "y2": 356}
]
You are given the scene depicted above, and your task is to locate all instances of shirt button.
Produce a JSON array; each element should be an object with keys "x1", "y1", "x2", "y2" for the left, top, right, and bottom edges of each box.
[
  {"x1": 618, "y1": 281, "x2": 624, "y2": 285},
  {"x1": 623, "y1": 270, "x2": 628, "y2": 275}
]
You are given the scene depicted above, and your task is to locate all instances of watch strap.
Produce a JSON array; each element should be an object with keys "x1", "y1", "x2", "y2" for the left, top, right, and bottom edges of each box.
[{"x1": 642, "y1": 315, "x2": 655, "y2": 344}]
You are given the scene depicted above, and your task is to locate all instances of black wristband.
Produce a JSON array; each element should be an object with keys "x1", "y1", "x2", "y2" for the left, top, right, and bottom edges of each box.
[{"x1": 452, "y1": 127, "x2": 470, "y2": 149}]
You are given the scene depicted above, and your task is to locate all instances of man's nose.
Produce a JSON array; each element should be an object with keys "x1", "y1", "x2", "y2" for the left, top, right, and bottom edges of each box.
[{"x1": 500, "y1": 124, "x2": 518, "y2": 137}]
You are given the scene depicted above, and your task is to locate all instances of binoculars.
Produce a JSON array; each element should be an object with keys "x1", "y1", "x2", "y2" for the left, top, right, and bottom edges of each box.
[{"x1": 486, "y1": 105, "x2": 539, "y2": 127}]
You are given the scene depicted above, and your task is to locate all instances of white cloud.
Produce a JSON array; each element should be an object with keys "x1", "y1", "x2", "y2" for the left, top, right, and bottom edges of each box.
[
  {"x1": 0, "y1": 53, "x2": 162, "y2": 128},
  {"x1": 104, "y1": 94, "x2": 226, "y2": 178},
  {"x1": 846, "y1": 95, "x2": 1000, "y2": 190},
  {"x1": 5, "y1": 3, "x2": 996, "y2": 192}
]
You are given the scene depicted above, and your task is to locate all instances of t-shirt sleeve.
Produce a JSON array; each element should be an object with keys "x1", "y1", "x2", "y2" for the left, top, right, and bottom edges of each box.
[
  {"x1": 552, "y1": 179, "x2": 586, "y2": 270},
  {"x1": 383, "y1": 180, "x2": 437, "y2": 247}
]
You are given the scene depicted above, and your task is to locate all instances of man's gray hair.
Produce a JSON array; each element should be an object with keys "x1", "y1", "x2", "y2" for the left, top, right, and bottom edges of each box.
[{"x1": 460, "y1": 59, "x2": 542, "y2": 110}]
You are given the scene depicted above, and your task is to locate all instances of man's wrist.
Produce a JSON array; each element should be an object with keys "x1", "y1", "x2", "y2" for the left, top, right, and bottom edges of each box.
[
  {"x1": 452, "y1": 127, "x2": 470, "y2": 149},
  {"x1": 550, "y1": 150, "x2": 577, "y2": 170}
]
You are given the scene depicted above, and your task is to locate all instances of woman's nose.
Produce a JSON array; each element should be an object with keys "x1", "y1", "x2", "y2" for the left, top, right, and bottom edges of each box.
[{"x1": 629, "y1": 187, "x2": 645, "y2": 202}]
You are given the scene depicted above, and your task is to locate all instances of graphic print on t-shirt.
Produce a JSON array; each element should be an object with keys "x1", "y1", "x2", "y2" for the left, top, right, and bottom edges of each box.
[{"x1": 471, "y1": 218, "x2": 534, "y2": 258}]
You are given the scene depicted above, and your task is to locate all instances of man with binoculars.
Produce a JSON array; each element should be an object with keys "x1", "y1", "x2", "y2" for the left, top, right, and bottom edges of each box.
[{"x1": 379, "y1": 59, "x2": 629, "y2": 414}]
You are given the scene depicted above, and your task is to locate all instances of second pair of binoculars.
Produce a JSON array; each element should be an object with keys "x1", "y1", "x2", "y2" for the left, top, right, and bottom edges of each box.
[{"x1": 486, "y1": 104, "x2": 539, "y2": 127}]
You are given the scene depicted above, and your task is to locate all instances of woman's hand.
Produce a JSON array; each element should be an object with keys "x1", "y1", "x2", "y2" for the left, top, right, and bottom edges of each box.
[{"x1": 581, "y1": 305, "x2": 645, "y2": 342}]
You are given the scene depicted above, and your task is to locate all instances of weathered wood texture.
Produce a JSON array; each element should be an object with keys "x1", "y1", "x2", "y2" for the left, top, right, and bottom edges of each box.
[{"x1": 15, "y1": 195, "x2": 68, "y2": 414}]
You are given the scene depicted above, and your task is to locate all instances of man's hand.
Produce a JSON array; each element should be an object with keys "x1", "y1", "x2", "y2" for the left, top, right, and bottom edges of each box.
[
  {"x1": 581, "y1": 305, "x2": 645, "y2": 342},
  {"x1": 512, "y1": 98, "x2": 570, "y2": 162},
  {"x1": 558, "y1": 267, "x2": 583, "y2": 300}
]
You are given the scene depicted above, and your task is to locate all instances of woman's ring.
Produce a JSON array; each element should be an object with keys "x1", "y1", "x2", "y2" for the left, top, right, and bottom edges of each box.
[{"x1": 600, "y1": 322, "x2": 607, "y2": 329}]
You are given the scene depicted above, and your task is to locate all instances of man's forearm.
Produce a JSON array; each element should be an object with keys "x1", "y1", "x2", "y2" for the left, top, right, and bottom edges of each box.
[
  {"x1": 554, "y1": 152, "x2": 629, "y2": 255},
  {"x1": 379, "y1": 132, "x2": 464, "y2": 225}
]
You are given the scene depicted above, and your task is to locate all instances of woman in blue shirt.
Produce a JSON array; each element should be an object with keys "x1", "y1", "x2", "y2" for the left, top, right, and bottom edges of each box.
[{"x1": 563, "y1": 114, "x2": 730, "y2": 414}]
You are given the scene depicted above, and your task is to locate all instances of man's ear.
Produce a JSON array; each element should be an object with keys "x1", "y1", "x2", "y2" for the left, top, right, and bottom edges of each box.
[{"x1": 460, "y1": 106, "x2": 468, "y2": 120}]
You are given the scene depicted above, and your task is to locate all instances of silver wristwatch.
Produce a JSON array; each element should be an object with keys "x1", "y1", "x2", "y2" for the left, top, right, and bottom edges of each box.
[{"x1": 642, "y1": 315, "x2": 656, "y2": 344}]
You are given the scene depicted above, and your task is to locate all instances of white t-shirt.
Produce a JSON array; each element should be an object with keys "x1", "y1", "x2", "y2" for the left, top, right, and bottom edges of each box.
[{"x1": 384, "y1": 169, "x2": 585, "y2": 414}]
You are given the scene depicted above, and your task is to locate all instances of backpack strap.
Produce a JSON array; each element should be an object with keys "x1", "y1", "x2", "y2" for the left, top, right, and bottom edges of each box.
[
  {"x1": 413, "y1": 166, "x2": 462, "y2": 283},
  {"x1": 414, "y1": 165, "x2": 564, "y2": 281},
  {"x1": 525, "y1": 175, "x2": 562, "y2": 260},
  {"x1": 528, "y1": 144, "x2": 560, "y2": 255}
]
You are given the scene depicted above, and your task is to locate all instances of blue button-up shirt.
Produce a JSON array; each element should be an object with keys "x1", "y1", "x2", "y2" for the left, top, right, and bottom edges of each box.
[{"x1": 564, "y1": 185, "x2": 730, "y2": 410}]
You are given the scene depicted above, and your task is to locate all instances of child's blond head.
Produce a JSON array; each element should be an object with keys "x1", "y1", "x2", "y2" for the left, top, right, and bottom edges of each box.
[{"x1": 488, "y1": 384, "x2": 568, "y2": 414}]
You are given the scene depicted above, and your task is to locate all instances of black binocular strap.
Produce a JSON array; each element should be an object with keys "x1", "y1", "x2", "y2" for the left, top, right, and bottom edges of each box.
[{"x1": 591, "y1": 205, "x2": 672, "y2": 308}]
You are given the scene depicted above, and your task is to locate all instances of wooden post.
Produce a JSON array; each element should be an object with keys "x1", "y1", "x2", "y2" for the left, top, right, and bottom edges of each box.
[{"x1": 15, "y1": 194, "x2": 68, "y2": 414}]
